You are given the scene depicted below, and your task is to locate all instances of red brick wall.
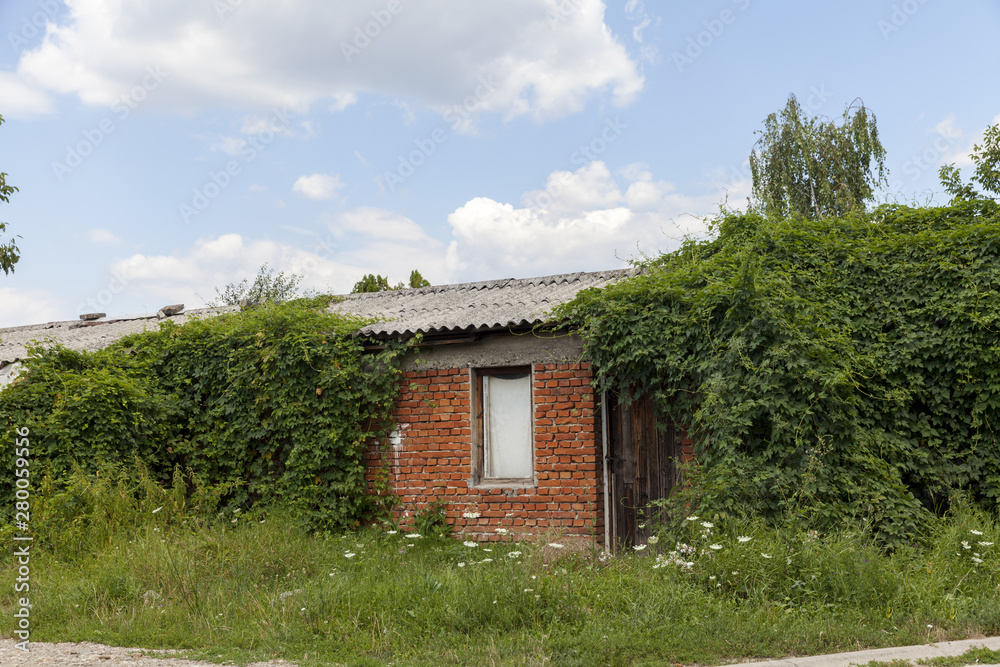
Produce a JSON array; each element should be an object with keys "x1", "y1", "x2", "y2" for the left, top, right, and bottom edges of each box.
[{"x1": 364, "y1": 362, "x2": 603, "y2": 541}]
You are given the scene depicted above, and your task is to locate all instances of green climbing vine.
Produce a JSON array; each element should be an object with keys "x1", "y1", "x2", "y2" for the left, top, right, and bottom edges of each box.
[
  {"x1": 559, "y1": 200, "x2": 1000, "y2": 546},
  {"x1": 0, "y1": 299, "x2": 405, "y2": 531}
]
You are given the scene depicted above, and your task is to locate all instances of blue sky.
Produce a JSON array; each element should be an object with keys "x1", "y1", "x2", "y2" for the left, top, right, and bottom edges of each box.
[{"x1": 0, "y1": 0, "x2": 997, "y2": 327}]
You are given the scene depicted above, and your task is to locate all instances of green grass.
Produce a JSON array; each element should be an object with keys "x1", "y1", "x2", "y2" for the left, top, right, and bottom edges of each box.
[
  {"x1": 3, "y1": 468, "x2": 1000, "y2": 665},
  {"x1": 3, "y1": 512, "x2": 1000, "y2": 666}
]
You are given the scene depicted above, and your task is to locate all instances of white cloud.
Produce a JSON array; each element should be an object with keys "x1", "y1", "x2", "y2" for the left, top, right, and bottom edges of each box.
[
  {"x1": 446, "y1": 161, "x2": 722, "y2": 278},
  {"x1": 0, "y1": 288, "x2": 62, "y2": 328},
  {"x1": 293, "y1": 173, "x2": 344, "y2": 201},
  {"x1": 65, "y1": 164, "x2": 733, "y2": 318},
  {"x1": 0, "y1": 71, "x2": 54, "y2": 117},
  {"x1": 211, "y1": 135, "x2": 247, "y2": 157},
  {"x1": 83, "y1": 228, "x2": 122, "y2": 244},
  {"x1": 15, "y1": 0, "x2": 642, "y2": 122},
  {"x1": 105, "y1": 209, "x2": 450, "y2": 308}
]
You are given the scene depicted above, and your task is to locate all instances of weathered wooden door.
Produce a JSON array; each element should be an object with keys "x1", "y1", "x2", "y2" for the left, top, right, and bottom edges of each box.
[{"x1": 606, "y1": 392, "x2": 682, "y2": 549}]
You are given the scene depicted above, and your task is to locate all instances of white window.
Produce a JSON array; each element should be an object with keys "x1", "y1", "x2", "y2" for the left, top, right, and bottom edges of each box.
[{"x1": 476, "y1": 367, "x2": 533, "y2": 483}]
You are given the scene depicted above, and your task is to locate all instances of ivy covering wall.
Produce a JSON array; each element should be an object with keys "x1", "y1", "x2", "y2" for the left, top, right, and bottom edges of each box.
[
  {"x1": 0, "y1": 300, "x2": 404, "y2": 530},
  {"x1": 560, "y1": 201, "x2": 1000, "y2": 545}
]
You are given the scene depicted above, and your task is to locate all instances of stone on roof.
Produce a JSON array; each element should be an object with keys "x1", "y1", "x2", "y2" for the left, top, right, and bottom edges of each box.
[{"x1": 328, "y1": 269, "x2": 635, "y2": 338}]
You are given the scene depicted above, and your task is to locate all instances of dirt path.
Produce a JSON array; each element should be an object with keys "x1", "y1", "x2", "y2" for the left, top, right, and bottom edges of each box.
[{"x1": 0, "y1": 639, "x2": 297, "y2": 666}]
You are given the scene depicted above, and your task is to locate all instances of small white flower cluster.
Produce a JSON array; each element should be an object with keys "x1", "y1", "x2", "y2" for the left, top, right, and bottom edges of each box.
[
  {"x1": 462, "y1": 511, "x2": 481, "y2": 519},
  {"x1": 653, "y1": 542, "x2": 696, "y2": 570},
  {"x1": 463, "y1": 541, "x2": 478, "y2": 548}
]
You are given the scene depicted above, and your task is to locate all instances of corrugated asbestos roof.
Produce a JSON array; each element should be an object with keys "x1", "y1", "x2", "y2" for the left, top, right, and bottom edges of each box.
[
  {"x1": 0, "y1": 307, "x2": 233, "y2": 385},
  {"x1": 328, "y1": 269, "x2": 636, "y2": 338}
]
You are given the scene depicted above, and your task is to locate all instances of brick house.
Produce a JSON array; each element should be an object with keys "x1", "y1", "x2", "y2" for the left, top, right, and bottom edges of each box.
[{"x1": 331, "y1": 270, "x2": 695, "y2": 549}]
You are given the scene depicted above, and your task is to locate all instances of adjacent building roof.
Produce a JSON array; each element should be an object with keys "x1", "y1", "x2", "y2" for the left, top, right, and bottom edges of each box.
[
  {"x1": 0, "y1": 268, "x2": 636, "y2": 387},
  {"x1": 328, "y1": 269, "x2": 635, "y2": 339},
  {"x1": 0, "y1": 308, "x2": 232, "y2": 386}
]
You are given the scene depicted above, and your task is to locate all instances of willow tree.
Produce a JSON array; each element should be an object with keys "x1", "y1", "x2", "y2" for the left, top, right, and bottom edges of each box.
[
  {"x1": 749, "y1": 95, "x2": 888, "y2": 219},
  {"x1": 0, "y1": 115, "x2": 19, "y2": 275}
]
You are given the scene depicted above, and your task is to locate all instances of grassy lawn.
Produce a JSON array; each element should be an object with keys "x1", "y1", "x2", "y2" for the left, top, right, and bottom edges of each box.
[{"x1": 3, "y1": 504, "x2": 1000, "y2": 666}]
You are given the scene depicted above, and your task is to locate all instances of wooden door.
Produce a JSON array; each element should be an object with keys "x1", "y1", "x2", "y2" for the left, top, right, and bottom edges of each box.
[{"x1": 606, "y1": 392, "x2": 682, "y2": 550}]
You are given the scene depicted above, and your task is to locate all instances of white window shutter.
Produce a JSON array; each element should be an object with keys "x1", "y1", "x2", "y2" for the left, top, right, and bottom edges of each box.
[{"x1": 483, "y1": 374, "x2": 532, "y2": 479}]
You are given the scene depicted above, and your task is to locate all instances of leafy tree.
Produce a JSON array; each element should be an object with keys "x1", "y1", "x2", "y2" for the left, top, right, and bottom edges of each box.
[
  {"x1": 749, "y1": 95, "x2": 888, "y2": 219},
  {"x1": 209, "y1": 263, "x2": 304, "y2": 307},
  {"x1": 351, "y1": 270, "x2": 430, "y2": 293},
  {"x1": 1, "y1": 114, "x2": 20, "y2": 276},
  {"x1": 351, "y1": 274, "x2": 398, "y2": 293},
  {"x1": 939, "y1": 122, "x2": 1000, "y2": 202},
  {"x1": 408, "y1": 269, "x2": 430, "y2": 288}
]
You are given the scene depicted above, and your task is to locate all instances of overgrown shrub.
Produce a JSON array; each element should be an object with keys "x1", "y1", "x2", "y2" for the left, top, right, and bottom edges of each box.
[
  {"x1": 560, "y1": 201, "x2": 1000, "y2": 546},
  {"x1": 0, "y1": 300, "x2": 404, "y2": 531}
]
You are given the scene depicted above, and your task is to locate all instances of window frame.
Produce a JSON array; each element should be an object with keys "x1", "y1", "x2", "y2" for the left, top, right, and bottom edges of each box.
[{"x1": 471, "y1": 365, "x2": 536, "y2": 488}]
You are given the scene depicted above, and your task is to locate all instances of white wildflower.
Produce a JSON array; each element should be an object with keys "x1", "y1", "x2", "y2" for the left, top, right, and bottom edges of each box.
[
  {"x1": 647, "y1": 535, "x2": 659, "y2": 545},
  {"x1": 548, "y1": 543, "x2": 565, "y2": 549},
  {"x1": 462, "y1": 512, "x2": 481, "y2": 519},
  {"x1": 633, "y1": 544, "x2": 647, "y2": 551},
  {"x1": 701, "y1": 521, "x2": 714, "y2": 529},
  {"x1": 685, "y1": 516, "x2": 699, "y2": 521},
  {"x1": 405, "y1": 533, "x2": 422, "y2": 539},
  {"x1": 979, "y1": 541, "x2": 994, "y2": 546},
  {"x1": 709, "y1": 544, "x2": 723, "y2": 550},
  {"x1": 495, "y1": 528, "x2": 509, "y2": 534},
  {"x1": 737, "y1": 536, "x2": 752, "y2": 543},
  {"x1": 463, "y1": 541, "x2": 478, "y2": 548},
  {"x1": 970, "y1": 530, "x2": 984, "y2": 535},
  {"x1": 508, "y1": 551, "x2": 522, "y2": 558},
  {"x1": 457, "y1": 562, "x2": 466, "y2": 568}
]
